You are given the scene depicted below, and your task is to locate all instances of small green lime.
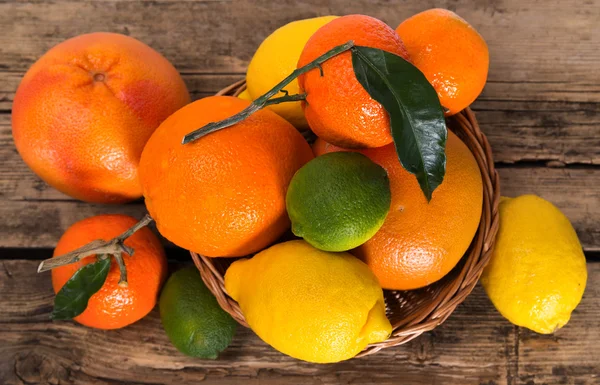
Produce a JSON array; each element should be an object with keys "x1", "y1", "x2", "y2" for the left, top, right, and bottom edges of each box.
[
  {"x1": 286, "y1": 151, "x2": 391, "y2": 252},
  {"x1": 159, "y1": 266, "x2": 237, "y2": 359}
]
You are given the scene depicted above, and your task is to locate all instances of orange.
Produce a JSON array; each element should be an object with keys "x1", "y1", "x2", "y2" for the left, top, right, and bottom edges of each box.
[
  {"x1": 396, "y1": 9, "x2": 489, "y2": 115},
  {"x1": 298, "y1": 15, "x2": 410, "y2": 148},
  {"x1": 139, "y1": 96, "x2": 313, "y2": 257},
  {"x1": 12, "y1": 32, "x2": 191, "y2": 203},
  {"x1": 311, "y1": 137, "x2": 348, "y2": 157},
  {"x1": 319, "y1": 131, "x2": 483, "y2": 290},
  {"x1": 52, "y1": 214, "x2": 167, "y2": 329}
]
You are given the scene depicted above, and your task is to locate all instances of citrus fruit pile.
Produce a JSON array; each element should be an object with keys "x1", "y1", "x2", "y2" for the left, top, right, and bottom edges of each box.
[{"x1": 14, "y1": 8, "x2": 586, "y2": 364}]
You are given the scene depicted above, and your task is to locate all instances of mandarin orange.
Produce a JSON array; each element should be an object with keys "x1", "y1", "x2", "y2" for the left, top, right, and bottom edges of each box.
[
  {"x1": 396, "y1": 9, "x2": 489, "y2": 115},
  {"x1": 298, "y1": 15, "x2": 410, "y2": 148},
  {"x1": 139, "y1": 96, "x2": 313, "y2": 257},
  {"x1": 52, "y1": 214, "x2": 167, "y2": 329},
  {"x1": 12, "y1": 32, "x2": 190, "y2": 203}
]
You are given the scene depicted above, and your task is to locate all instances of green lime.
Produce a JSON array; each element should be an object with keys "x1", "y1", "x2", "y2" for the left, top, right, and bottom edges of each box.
[
  {"x1": 159, "y1": 266, "x2": 237, "y2": 359},
  {"x1": 286, "y1": 151, "x2": 391, "y2": 252}
]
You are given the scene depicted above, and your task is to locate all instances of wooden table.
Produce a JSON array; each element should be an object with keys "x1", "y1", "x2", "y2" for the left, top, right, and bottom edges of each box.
[{"x1": 1, "y1": 1, "x2": 598, "y2": 384}]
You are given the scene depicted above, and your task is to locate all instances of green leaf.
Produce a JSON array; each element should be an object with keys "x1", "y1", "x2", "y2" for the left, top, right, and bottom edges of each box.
[
  {"x1": 351, "y1": 46, "x2": 447, "y2": 201},
  {"x1": 51, "y1": 256, "x2": 111, "y2": 320}
]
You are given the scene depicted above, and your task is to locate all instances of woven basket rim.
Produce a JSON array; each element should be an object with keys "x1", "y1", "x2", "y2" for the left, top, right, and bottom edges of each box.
[{"x1": 191, "y1": 80, "x2": 500, "y2": 358}]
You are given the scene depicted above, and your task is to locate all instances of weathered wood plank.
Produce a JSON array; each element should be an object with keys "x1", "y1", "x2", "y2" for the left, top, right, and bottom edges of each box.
[
  {"x1": 2, "y1": 79, "x2": 599, "y2": 164},
  {"x1": 0, "y1": 201, "x2": 147, "y2": 248},
  {"x1": 1, "y1": 260, "x2": 599, "y2": 384},
  {"x1": 2, "y1": 164, "x2": 599, "y2": 251},
  {"x1": 1, "y1": 0, "x2": 599, "y2": 163},
  {"x1": 0, "y1": 259, "x2": 513, "y2": 385},
  {"x1": 2, "y1": 0, "x2": 599, "y2": 76}
]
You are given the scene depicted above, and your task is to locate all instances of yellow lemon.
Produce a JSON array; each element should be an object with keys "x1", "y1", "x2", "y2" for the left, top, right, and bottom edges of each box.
[
  {"x1": 481, "y1": 195, "x2": 587, "y2": 334},
  {"x1": 246, "y1": 16, "x2": 338, "y2": 128},
  {"x1": 224, "y1": 240, "x2": 391, "y2": 363},
  {"x1": 237, "y1": 89, "x2": 252, "y2": 101}
]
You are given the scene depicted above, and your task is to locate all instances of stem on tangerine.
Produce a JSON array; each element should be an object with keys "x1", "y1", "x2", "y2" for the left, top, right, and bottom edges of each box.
[
  {"x1": 37, "y1": 214, "x2": 154, "y2": 286},
  {"x1": 182, "y1": 40, "x2": 355, "y2": 145}
]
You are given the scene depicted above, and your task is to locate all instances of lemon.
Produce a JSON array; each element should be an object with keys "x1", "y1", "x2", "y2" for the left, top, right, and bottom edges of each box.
[
  {"x1": 286, "y1": 152, "x2": 391, "y2": 252},
  {"x1": 237, "y1": 89, "x2": 252, "y2": 101},
  {"x1": 224, "y1": 240, "x2": 391, "y2": 363},
  {"x1": 246, "y1": 16, "x2": 337, "y2": 128},
  {"x1": 160, "y1": 267, "x2": 237, "y2": 358},
  {"x1": 481, "y1": 195, "x2": 587, "y2": 334}
]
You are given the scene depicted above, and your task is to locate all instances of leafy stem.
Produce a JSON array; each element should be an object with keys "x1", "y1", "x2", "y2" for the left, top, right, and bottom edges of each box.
[
  {"x1": 182, "y1": 40, "x2": 355, "y2": 144},
  {"x1": 37, "y1": 214, "x2": 154, "y2": 287}
]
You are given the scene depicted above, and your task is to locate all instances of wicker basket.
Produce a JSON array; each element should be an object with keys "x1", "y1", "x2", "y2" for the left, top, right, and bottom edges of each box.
[{"x1": 191, "y1": 80, "x2": 501, "y2": 357}]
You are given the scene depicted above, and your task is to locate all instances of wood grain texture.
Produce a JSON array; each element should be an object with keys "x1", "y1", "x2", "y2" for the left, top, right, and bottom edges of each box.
[
  {"x1": 1, "y1": 0, "x2": 599, "y2": 383},
  {"x1": 2, "y1": 164, "x2": 599, "y2": 251},
  {"x1": 0, "y1": 260, "x2": 598, "y2": 385},
  {"x1": 1, "y1": 0, "x2": 599, "y2": 163}
]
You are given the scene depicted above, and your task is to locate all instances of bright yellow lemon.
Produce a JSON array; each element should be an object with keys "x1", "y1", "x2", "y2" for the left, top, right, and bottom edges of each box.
[
  {"x1": 224, "y1": 240, "x2": 391, "y2": 363},
  {"x1": 481, "y1": 195, "x2": 587, "y2": 334}
]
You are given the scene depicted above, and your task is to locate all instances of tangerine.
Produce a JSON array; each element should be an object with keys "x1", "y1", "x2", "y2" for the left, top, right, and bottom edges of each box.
[
  {"x1": 298, "y1": 15, "x2": 410, "y2": 148},
  {"x1": 52, "y1": 214, "x2": 167, "y2": 329}
]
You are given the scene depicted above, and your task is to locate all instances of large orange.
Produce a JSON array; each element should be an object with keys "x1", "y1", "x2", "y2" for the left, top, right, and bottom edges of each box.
[
  {"x1": 52, "y1": 214, "x2": 167, "y2": 329},
  {"x1": 297, "y1": 15, "x2": 410, "y2": 149},
  {"x1": 12, "y1": 32, "x2": 190, "y2": 203},
  {"x1": 318, "y1": 131, "x2": 482, "y2": 290},
  {"x1": 139, "y1": 96, "x2": 314, "y2": 257},
  {"x1": 396, "y1": 9, "x2": 489, "y2": 115}
]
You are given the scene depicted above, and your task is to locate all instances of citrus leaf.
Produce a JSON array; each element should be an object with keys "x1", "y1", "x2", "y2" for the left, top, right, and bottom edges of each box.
[
  {"x1": 351, "y1": 46, "x2": 447, "y2": 201},
  {"x1": 51, "y1": 256, "x2": 111, "y2": 320}
]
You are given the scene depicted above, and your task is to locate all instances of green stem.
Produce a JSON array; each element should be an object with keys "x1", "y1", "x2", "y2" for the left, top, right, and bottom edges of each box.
[
  {"x1": 264, "y1": 93, "x2": 307, "y2": 106},
  {"x1": 182, "y1": 40, "x2": 355, "y2": 145},
  {"x1": 37, "y1": 214, "x2": 154, "y2": 274}
]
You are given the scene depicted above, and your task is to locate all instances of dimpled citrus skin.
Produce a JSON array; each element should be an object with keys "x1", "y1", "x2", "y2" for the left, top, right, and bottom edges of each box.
[
  {"x1": 12, "y1": 32, "x2": 190, "y2": 203},
  {"x1": 139, "y1": 96, "x2": 313, "y2": 257},
  {"x1": 312, "y1": 137, "x2": 349, "y2": 157},
  {"x1": 159, "y1": 267, "x2": 237, "y2": 359},
  {"x1": 316, "y1": 131, "x2": 481, "y2": 289},
  {"x1": 481, "y1": 195, "x2": 587, "y2": 334},
  {"x1": 298, "y1": 15, "x2": 410, "y2": 148},
  {"x1": 355, "y1": 131, "x2": 483, "y2": 289},
  {"x1": 224, "y1": 240, "x2": 391, "y2": 363},
  {"x1": 247, "y1": 16, "x2": 337, "y2": 128},
  {"x1": 396, "y1": 9, "x2": 489, "y2": 116},
  {"x1": 286, "y1": 152, "x2": 391, "y2": 252},
  {"x1": 52, "y1": 215, "x2": 167, "y2": 330}
]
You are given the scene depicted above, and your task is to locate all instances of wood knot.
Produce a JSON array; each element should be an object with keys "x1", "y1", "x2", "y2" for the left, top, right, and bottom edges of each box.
[
  {"x1": 415, "y1": 332, "x2": 435, "y2": 362},
  {"x1": 14, "y1": 351, "x2": 69, "y2": 384}
]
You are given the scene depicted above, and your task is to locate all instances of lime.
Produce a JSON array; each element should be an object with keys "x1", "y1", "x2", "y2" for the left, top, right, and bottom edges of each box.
[
  {"x1": 159, "y1": 266, "x2": 237, "y2": 359},
  {"x1": 286, "y1": 151, "x2": 391, "y2": 252}
]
